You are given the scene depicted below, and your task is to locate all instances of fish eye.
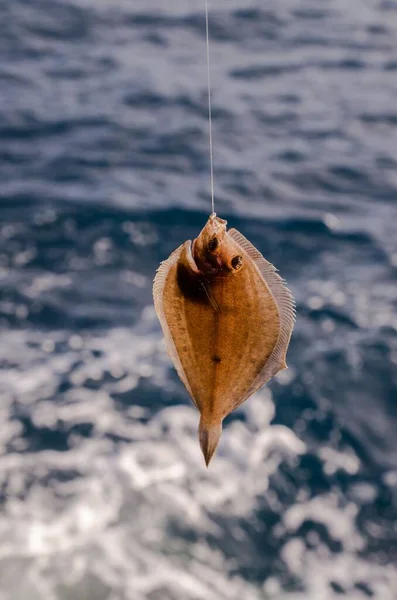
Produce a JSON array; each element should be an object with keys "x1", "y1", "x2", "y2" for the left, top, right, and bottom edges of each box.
[
  {"x1": 231, "y1": 255, "x2": 243, "y2": 270},
  {"x1": 208, "y1": 238, "x2": 219, "y2": 252}
]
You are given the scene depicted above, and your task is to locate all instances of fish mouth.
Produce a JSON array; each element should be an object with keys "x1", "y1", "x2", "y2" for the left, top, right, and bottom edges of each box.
[
  {"x1": 208, "y1": 212, "x2": 227, "y2": 232},
  {"x1": 191, "y1": 213, "x2": 228, "y2": 276}
]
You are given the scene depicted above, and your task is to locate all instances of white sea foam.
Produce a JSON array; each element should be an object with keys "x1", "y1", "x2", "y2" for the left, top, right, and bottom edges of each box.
[{"x1": 0, "y1": 314, "x2": 396, "y2": 600}]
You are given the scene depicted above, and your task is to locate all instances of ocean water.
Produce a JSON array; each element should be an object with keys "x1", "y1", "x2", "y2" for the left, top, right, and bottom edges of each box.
[{"x1": 1, "y1": 0, "x2": 397, "y2": 598}]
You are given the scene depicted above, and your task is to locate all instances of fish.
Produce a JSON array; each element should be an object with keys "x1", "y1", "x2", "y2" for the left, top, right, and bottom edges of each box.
[{"x1": 153, "y1": 213, "x2": 295, "y2": 466}]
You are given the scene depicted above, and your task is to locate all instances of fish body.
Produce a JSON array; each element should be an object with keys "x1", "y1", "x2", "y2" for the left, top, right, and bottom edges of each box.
[{"x1": 153, "y1": 214, "x2": 295, "y2": 465}]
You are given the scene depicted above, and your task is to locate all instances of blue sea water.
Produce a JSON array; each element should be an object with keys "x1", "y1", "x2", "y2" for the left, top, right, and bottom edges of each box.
[{"x1": 1, "y1": 0, "x2": 397, "y2": 598}]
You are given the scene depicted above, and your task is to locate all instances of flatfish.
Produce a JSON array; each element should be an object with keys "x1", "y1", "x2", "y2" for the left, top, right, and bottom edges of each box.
[{"x1": 153, "y1": 213, "x2": 295, "y2": 465}]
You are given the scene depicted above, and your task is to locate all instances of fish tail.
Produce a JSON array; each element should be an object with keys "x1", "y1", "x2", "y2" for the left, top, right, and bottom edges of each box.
[{"x1": 198, "y1": 417, "x2": 222, "y2": 467}]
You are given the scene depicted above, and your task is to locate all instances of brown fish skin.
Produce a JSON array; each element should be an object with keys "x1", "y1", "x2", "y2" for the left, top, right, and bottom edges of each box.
[{"x1": 153, "y1": 213, "x2": 295, "y2": 466}]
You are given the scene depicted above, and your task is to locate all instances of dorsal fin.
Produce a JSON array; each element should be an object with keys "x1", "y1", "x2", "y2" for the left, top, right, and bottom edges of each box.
[
  {"x1": 228, "y1": 228, "x2": 295, "y2": 398},
  {"x1": 153, "y1": 241, "x2": 195, "y2": 402}
]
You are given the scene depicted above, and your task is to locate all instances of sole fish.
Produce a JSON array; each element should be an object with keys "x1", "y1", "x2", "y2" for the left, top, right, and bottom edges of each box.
[{"x1": 153, "y1": 213, "x2": 295, "y2": 466}]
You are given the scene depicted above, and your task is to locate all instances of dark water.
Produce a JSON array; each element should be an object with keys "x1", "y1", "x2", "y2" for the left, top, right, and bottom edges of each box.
[{"x1": 1, "y1": 0, "x2": 397, "y2": 598}]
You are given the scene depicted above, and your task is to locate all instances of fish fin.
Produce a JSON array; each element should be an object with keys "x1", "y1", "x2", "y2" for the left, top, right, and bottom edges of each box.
[
  {"x1": 198, "y1": 418, "x2": 222, "y2": 466},
  {"x1": 153, "y1": 241, "x2": 196, "y2": 402},
  {"x1": 228, "y1": 228, "x2": 296, "y2": 398}
]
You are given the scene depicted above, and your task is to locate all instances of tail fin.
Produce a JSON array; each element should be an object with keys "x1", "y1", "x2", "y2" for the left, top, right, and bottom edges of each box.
[{"x1": 198, "y1": 418, "x2": 222, "y2": 467}]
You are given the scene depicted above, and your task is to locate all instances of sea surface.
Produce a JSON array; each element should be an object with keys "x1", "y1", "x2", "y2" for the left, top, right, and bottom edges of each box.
[{"x1": 1, "y1": 0, "x2": 397, "y2": 598}]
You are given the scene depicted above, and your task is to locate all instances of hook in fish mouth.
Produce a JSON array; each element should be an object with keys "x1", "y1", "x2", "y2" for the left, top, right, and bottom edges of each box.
[{"x1": 208, "y1": 212, "x2": 227, "y2": 230}]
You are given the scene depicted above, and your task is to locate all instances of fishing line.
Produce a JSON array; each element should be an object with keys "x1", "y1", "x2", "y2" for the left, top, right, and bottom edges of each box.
[{"x1": 204, "y1": 0, "x2": 215, "y2": 215}]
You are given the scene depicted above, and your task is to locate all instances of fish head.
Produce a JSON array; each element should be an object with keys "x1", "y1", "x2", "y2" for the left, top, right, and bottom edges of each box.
[{"x1": 193, "y1": 213, "x2": 244, "y2": 277}]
